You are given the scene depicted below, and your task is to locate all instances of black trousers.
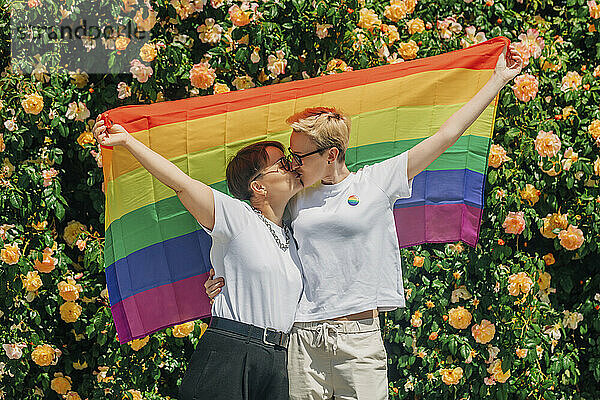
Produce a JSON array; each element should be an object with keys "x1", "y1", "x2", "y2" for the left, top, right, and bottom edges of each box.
[{"x1": 178, "y1": 327, "x2": 289, "y2": 400}]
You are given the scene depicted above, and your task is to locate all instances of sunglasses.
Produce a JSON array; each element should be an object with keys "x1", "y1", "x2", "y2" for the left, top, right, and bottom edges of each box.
[
  {"x1": 285, "y1": 146, "x2": 331, "y2": 167},
  {"x1": 251, "y1": 157, "x2": 292, "y2": 182}
]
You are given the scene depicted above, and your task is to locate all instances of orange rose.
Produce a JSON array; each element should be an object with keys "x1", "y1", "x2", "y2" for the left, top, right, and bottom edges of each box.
[
  {"x1": 537, "y1": 271, "x2": 551, "y2": 290},
  {"x1": 58, "y1": 278, "x2": 83, "y2": 302},
  {"x1": 21, "y1": 271, "x2": 43, "y2": 292},
  {"x1": 535, "y1": 130, "x2": 561, "y2": 157},
  {"x1": 213, "y1": 83, "x2": 230, "y2": 94},
  {"x1": 542, "y1": 253, "x2": 555, "y2": 265},
  {"x1": 413, "y1": 255, "x2": 424, "y2": 267},
  {"x1": 189, "y1": 63, "x2": 216, "y2": 90},
  {"x1": 21, "y1": 93, "x2": 44, "y2": 115},
  {"x1": 558, "y1": 224, "x2": 584, "y2": 250},
  {"x1": 516, "y1": 348, "x2": 528, "y2": 358},
  {"x1": 448, "y1": 306, "x2": 472, "y2": 329},
  {"x1": 513, "y1": 74, "x2": 539, "y2": 102},
  {"x1": 384, "y1": 0, "x2": 408, "y2": 22},
  {"x1": 502, "y1": 211, "x2": 526, "y2": 235},
  {"x1": 228, "y1": 4, "x2": 252, "y2": 27},
  {"x1": 34, "y1": 247, "x2": 58, "y2": 273},
  {"x1": 471, "y1": 319, "x2": 495, "y2": 344},
  {"x1": 428, "y1": 331, "x2": 438, "y2": 340}
]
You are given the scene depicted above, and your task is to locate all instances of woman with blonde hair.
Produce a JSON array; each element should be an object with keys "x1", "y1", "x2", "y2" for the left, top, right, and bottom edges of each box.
[{"x1": 206, "y1": 43, "x2": 523, "y2": 399}]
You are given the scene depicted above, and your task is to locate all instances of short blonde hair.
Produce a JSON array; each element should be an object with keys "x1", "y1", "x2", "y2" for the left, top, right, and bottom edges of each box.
[{"x1": 286, "y1": 107, "x2": 351, "y2": 162}]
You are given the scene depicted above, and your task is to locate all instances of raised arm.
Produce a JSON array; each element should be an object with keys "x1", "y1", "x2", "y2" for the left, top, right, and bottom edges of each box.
[
  {"x1": 406, "y1": 44, "x2": 523, "y2": 180},
  {"x1": 93, "y1": 116, "x2": 215, "y2": 229}
]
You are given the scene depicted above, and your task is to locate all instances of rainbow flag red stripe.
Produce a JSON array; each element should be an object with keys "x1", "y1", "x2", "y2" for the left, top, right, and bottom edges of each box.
[{"x1": 102, "y1": 37, "x2": 507, "y2": 343}]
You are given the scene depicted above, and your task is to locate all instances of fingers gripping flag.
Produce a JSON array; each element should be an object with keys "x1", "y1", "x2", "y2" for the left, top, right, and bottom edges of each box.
[{"x1": 101, "y1": 37, "x2": 508, "y2": 343}]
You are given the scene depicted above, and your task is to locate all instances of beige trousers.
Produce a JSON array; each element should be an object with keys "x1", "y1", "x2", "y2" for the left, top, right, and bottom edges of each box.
[{"x1": 287, "y1": 318, "x2": 388, "y2": 400}]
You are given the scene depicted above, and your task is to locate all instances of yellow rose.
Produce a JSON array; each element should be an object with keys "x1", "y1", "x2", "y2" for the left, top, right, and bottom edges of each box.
[
  {"x1": 60, "y1": 301, "x2": 82, "y2": 323},
  {"x1": 508, "y1": 272, "x2": 533, "y2": 296},
  {"x1": 69, "y1": 69, "x2": 89, "y2": 88},
  {"x1": 213, "y1": 83, "x2": 230, "y2": 94},
  {"x1": 31, "y1": 344, "x2": 55, "y2": 366},
  {"x1": 95, "y1": 366, "x2": 113, "y2": 383},
  {"x1": 537, "y1": 271, "x2": 551, "y2": 290},
  {"x1": 58, "y1": 278, "x2": 83, "y2": 302},
  {"x1": 519, "y1": 184, "x2": 540, "y2": 206},
  {"x1": 139, "y1": 43, "x2": 157, "y2": 62},
  {"x1": 172, "y1": 321, "x2": 195, "y2": 338},
  {"x1": 128, "y1": 336, "x2": 150, "y2": 351},
  {"x1": 1, "y1": 243, "x2": 21, "y2": 265},
  {"x1": 63, "y1": 220, "x2": 86, "y2": 247},
  {"x1": 32, "y1": 220, "x2": 47, "y2": 230},
  {"x1": 488, "y1": 144, "x2": 511, "y2": 168},
  {"x1": 72, "y1": 360, "x2": 88, "y2": 370},
  {"x1": 589, "y1": 120, "x2": 600, "y2": 139},
  {"x1": 448, "y1": 306, "x2": 472, "y2": 329},
  {"x1": 407, "y1": 18, "x2": 425, "y2": 34},
  {"x1": 50, "y1": 373, "x2": 72, "y2": 395},
  {"x1": 358, "y1": 8, "x2": 381, "y2": 31},
  {"x1": 21, "y1": 93, "x2": 44, "y2": 115},
  {"x1": 471, "y1": 319, "x2": 495, "y2": 344},
  {"x1": 487, "y1": 359, "x2": 510, "y2": 383},
  {"x1": 21, "y1": 271, "x2": 43, "y2": 292},
  {"x1": 115, "y1": 36, "x2": 131, "y2": 51},
  {"x1": 540, "y1": 213, "x2": 568, "y2": 239},
  {"x1": 440, "y1": 367, "x2": 463, "y2": 385},
  {"x1": 398, "y1": 40, "x2": 419, "y2": 60},
  {"x1": 594, "y1": 157, "x2": 600, "y2": 176},
  {"x1": 384, "y1": 0, "x2": 408, "y2": 22},
  {"x1": 199, "y1": 322, "x2": 208, "y2": 338},
  {"x1": 77, "y1": 130, "x2": 95, "y2": 147},
  {"x1": 123, "y1": 389, "x2": 143, "y2": 400}
]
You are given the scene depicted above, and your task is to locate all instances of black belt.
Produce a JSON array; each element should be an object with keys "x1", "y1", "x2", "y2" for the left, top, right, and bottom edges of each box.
[{"x1": 209, "y1": 316, "x2": 290, "y2": 349}]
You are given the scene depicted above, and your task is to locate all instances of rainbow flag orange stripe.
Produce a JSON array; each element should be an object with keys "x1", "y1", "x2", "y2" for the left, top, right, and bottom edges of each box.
[{"x1": 102, "y1": 37, "x2": 508, "y2": 343}]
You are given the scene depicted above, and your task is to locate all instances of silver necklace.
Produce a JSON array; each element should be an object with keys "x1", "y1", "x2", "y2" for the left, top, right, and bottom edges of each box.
[{"x1": 252, "y1": 208, "x2": 290, "y2": 251}]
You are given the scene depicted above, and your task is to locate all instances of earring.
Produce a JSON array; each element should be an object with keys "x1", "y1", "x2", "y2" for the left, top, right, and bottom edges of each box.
[{"x1": 328, "y1": 161, "x2": 331, "y2": 164}]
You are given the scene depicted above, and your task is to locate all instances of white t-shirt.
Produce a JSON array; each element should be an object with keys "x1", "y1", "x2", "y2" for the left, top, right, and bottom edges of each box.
[
  {"x1": 288, "y1": 151, "x2": 413, "y2": 322},
  {"x1": 201, "y1": 189, "x2": 303, "y2": 333}
]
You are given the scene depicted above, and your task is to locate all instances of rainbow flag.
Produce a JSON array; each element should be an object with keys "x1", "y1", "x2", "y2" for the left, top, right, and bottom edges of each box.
[{"x1": 102, "y1": 37, "x2": 507, "y2": 343}]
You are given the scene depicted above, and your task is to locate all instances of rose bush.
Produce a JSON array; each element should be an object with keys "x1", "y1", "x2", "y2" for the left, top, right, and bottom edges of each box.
[{"x1": 0, "y1": 0, "x2": 599, "y2": 399}]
